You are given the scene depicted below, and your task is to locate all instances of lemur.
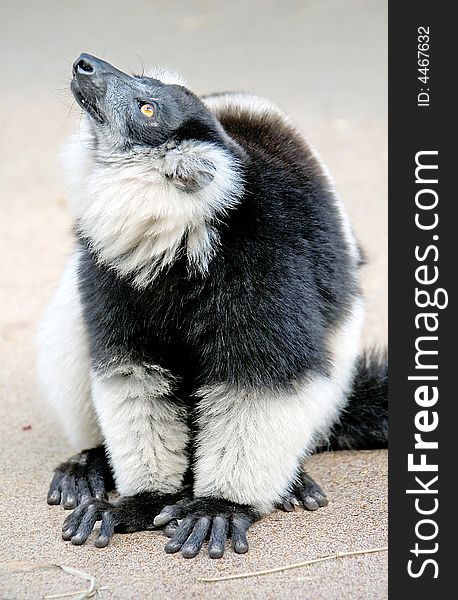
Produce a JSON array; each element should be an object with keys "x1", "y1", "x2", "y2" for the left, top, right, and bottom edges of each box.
[{"x1": 37, "y1": 54, "x2": 388, "y2": 559}]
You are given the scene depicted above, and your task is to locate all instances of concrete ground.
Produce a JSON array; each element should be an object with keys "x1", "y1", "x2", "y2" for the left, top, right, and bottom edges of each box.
[{"x1": 0, "y1": 1, "x2": 387, "y2": 598}]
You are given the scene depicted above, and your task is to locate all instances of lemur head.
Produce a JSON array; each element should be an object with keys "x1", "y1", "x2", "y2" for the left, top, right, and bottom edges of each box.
[
  {"x1": 72, "y1": 54, "x2": 225, "y2": 152},
  {"x1": 67, "y1": 54, "x2": 244, "y2": 287}
]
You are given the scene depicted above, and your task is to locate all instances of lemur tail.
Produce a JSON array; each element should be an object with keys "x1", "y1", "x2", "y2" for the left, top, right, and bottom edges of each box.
[{"x1": 320, "y1": 350, "x2": 388, "y2": 451}]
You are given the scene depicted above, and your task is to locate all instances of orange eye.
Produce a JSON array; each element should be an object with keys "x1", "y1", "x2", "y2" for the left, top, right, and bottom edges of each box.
[{"x1": 140, "y1": 103, "x2": 155, "y2": 117}]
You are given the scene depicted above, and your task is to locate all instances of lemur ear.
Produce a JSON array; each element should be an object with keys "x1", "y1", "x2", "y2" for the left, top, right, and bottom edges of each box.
[{"x1": 162, "y1": 144, "x2": 216, "y2": 193}]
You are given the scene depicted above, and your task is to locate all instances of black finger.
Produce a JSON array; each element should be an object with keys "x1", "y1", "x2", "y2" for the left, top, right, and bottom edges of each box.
[
  {"x1": 164, "y1": 520, "x2": 179, "y2": 538},
  {"x1": 301, "y1": 475, "x2": 328, "y2": 507},
  {"x1": 71, "y1": 503, "x2": 100, "y2": 545},
  {"x1": 314, "y1": 492, "x2": 328, "y2": 507},
  {"x1": 47, "y1": 471, "x2": 64, "y2": 505},
  {"x1": 300, "y1": 492, "x2": 319, "y2": 511},
  {"x1": 208, "y1": 516, "x2": 228, "y2": 559},
  {"x1": 181, "y1": 517, "x2": 211, "y2": 558},
  {"x1": 76, "y1": 478, "x2": 92, "y2": 505},
  {"x1": 95, "y1": 511, "x2": 116, "y2": 548},
  {"x1": 88, "y1": 471, "x2": 107, "y2": 501},
  {"x1": 231, "y1": 516, "x2": 250, "y2": 554},
  {"x1": 60, "y1": 475, "x2": 77, "y2": 509},
  {"x1": 164, "y1": 516, "x2": 196, "y2": 554},
  {"x1": 282, "y1": 498, "x2": 296, "y2": 512},
  {"x1": 154, "y1": 504, "x2": 183, "y2": 527},
  {"x1": 62, "y1": 503, "x2": 88, "y2": 540}
]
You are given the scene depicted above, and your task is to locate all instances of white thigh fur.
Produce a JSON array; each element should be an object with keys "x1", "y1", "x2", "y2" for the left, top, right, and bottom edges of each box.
[
  {"x1": 36, "y1": 250, "x2": 102, "y2": 450},
  {"x1": 91, "y1": 365, "x2": 189, "y2": 496},
  {"x1": 193, "y1": 297, "x2": 365, "y2": 515}
]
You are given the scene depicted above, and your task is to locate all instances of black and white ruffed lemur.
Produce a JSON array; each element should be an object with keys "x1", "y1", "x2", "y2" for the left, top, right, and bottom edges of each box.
[{"x1": 37, "y1": 54, "x2": 388, "y2": 558}]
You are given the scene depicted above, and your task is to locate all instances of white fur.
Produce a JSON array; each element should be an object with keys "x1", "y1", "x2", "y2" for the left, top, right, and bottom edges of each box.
[
  {"x1": 326, "y1": 296, "x2": 365, "y2": 391},
  {"x1": 193, "y1": 296, "x2": 365, "y2": 515},
  {"x1": 36, "y1": 251, "x2": 102, "y2": 450},
  {"x1": 62, "y1": 118, "x2": 243, "y2": 287},
  {"x1": 146, "y1": 66, "x2": 187, "y2": 87},
  {"x1": 91, "y1": 364, "x2": 189, "y2": 495},
  {"x1": 204, "y1": 92, "x2": 292, "y2": 123},
  {"x1": 204, "y1": 92, "x2": 361, "y2": 266}
]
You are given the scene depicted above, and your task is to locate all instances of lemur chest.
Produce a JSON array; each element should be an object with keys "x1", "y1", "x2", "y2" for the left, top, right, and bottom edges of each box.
[{"x1": 77, "y1": 248, "x2": 207, "y2": 377}]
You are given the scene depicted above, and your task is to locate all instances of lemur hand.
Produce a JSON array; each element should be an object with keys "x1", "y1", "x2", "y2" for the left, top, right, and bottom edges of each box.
[
  {"x1": 62, "y1": 492, "x2": 179, "y2": 547},
  {"x1": 47, "y1": 447, "x2": 114, "y2": 509},
  {"x1": 279, "y1": 472, "x2": 329, "y2": 512},
  {"x1": 154, "y1": 497, "x2": 260, "y2": 558}
]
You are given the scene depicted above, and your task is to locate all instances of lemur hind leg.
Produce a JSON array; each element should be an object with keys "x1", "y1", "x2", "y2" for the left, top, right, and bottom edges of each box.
[
  {"x1": 60, "y1": 361, "x2": 191, "y2": 547},
  {"x1": 155, "y1": 376, "x2": 341, "y2": 558},
  {"x1": 47, "y1": 446, "x2": 114, "y2": 509},
  {"x1": 37, "y1": 251, "x2": 102, "y2": 451},
  {"x1": 156, "y1": 297, "x2": 365, "y2": 558},
  {"x1": 38, "y1": 250, "x2": 105, "y2": 509}
]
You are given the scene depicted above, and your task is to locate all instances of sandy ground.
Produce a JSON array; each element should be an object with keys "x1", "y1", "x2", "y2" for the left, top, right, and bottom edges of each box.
[{"x1": 0, "y1": 1, "x2": 387, "y2": 598}]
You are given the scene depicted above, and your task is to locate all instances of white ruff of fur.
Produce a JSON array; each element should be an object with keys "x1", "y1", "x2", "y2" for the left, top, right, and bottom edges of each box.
[
  {"x1": 193, "y1": 297, "x2": 365, "y2": 515},
  {"x1": 63, "y1": 118, "x2": 244, "y2": 287}
]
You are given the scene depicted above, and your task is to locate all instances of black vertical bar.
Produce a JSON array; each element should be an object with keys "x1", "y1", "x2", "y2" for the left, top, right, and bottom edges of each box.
[{"x1": 389, "y1": 1, "x2": 454, "y2": 597}]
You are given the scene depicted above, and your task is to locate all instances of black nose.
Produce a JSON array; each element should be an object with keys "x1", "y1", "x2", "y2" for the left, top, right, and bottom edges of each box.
[
  {"x1": 73, "y1": 57, "x2": 95, "y2": 75},
  {"x1": 73, "y1": 54, "x2": 105, "y2": 77},
  {"x1": 72, "y1": 53, "x2": 128, "y2": 80}
]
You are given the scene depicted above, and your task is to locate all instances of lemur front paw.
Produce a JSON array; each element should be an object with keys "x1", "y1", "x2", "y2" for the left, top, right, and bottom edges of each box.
[
  {"x1": 280, "y1": 473, "x2": 329, "y2": 512},
  {"x1": 61, "y1": 492, "x2": 181, "y2": 547},
  {"x1": 47, "y1": 447, "x2": 114, "y2": 509},
  {"x1": 154, "y1": 497, "x2": 260, "y2": 558}
]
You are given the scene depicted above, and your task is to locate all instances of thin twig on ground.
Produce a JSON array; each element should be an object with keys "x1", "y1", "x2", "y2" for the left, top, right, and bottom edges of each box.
[
  {"x1": 197, "y1": 546, "x2": 388, "y2": 583},
  {"x1": 0, "y1": 561, "x2": 109, "y2": 599}
]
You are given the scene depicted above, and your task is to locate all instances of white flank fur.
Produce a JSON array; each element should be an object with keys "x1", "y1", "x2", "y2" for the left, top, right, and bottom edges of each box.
[
  {"x1": 63, "y1": 117, "x2": 243, "y2": 287},
  {"x1": 193, "y1": 297, "x2": 365, "y2": 515},
  {"x1": 91, "y1": 364, "x2": 189, "y2": 495},
  {"x1": 36, "y1": 251, "x2": 102, "y2": 450}
]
